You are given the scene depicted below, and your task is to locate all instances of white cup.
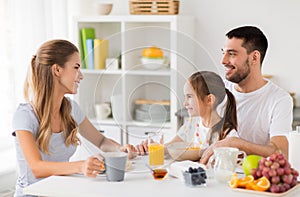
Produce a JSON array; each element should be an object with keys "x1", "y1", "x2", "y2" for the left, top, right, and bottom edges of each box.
[
  {"x1": 106, "y1": 58, "x2": 119, "y2": 70},
  {"x1": 95, "y1": 103, "x2": 111, "y2": 120}
]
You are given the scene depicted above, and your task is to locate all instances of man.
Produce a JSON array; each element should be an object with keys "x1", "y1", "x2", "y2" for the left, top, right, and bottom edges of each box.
[{"x1": 200, "y1": 26, "x2": 293, "y2": 164}]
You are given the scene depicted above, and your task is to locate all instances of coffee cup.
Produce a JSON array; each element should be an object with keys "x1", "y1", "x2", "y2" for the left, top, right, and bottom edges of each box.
[
  {"x1": 95, "y1": 103, "x2": 111, "y2": 120},
  {"x1": 104, "y1": 152, "x2": 127, "y2": 182}
]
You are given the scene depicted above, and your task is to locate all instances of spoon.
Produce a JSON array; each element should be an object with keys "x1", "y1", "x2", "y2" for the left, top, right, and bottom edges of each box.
[
  {"x1": 145, "y1": 163, "x2": 168, "y2": 180},
  {"x1": 145, "y1": 163, "x2": 155, "y2": 172}
]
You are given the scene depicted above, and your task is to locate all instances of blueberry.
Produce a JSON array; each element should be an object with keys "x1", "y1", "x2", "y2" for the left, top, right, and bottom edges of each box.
[
  {"x1": 198, "y1": 167, "x2": 204, "y2": 172},
  {"x1": 188, "y1": 167, "x2": 194, "y2": 173},
  {"x1": 201, "y1": 173, "x2": 207, "y2": 179}
]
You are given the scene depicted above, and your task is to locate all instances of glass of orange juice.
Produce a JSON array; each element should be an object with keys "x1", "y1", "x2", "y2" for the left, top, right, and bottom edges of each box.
[{"x1": 148, "y1": 132, "x2": 164, "y2": 166}]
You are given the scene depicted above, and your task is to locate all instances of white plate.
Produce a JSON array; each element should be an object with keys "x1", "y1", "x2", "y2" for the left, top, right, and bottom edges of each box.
[{"x1": 231, "y1": 183, "x2": 300, "y2": 196}]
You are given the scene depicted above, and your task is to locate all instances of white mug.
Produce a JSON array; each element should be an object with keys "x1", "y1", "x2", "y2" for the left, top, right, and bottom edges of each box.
[{"x1": 95, "y1": 103, "x2": 111, "y2": 120}]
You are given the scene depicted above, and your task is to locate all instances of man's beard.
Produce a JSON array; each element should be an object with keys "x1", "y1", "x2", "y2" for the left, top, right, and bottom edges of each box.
[{"x1": 226, "y1": 59, "x2": 250, "y2": 83}]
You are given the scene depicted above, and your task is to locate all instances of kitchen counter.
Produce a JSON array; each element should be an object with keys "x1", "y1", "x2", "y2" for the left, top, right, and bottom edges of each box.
[{"x1": 23, "y1": 156, "x2": 300, "y2": 197}]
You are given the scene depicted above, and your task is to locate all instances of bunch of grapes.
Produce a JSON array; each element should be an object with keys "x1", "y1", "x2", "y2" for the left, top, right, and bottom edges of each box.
[{"x1": 250, "y1": 153, "x2": 299, "y2": 193}]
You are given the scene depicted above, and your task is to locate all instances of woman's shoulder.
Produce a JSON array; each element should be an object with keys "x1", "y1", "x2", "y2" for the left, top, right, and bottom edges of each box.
[
  {"x1": 15, "y1": 103, "x2": 34, "y2": 113},
  {"x1": 13, "y1": 103, "x2": 37, "y2": 120},
  {"x1": 12, "y1": 103, "x2": 39, "y2": 135}
]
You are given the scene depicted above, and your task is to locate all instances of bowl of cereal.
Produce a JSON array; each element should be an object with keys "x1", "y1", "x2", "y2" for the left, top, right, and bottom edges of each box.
[{"x1": 166, "y1": 142, "x2": 202, "y2": 161}]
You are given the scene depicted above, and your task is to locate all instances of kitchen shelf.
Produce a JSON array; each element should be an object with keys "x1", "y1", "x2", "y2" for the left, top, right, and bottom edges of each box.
[{"x1": 71, "y1": 15, "x2": 195, "y2": 145}]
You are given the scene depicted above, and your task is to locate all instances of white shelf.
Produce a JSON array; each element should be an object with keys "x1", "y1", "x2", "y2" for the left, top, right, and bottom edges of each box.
[
  {"x1": 81, "y1": 69, "x2": 122, "y2": 75},
  {"x1": 125, "y1": 121, "x2": 172, "y2": 128},
  {"x1": 72, "y1": 15, "x2": 195, "y2": 145}
]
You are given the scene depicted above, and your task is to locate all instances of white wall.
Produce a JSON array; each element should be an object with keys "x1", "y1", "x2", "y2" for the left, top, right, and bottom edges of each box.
[
  {"x1": 87, "y1": 0, "x2": 300, "y2": 106},
  {"x1": 180, "y1": 0, "x2": 300, "y2": 106}
]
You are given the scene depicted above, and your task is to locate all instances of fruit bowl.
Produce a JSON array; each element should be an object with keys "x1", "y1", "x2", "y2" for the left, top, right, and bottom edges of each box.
[
  {"x1": 140, "y1": 57, "x2": 167, "y2": 70},
  {"x1": 166, "y1": 142, "x2": 202, "y2": 161}
]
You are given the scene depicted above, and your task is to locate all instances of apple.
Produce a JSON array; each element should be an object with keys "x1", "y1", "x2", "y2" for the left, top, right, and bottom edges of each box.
[{"x1": 242, "y1": 155, "x2": 262, "y2": 175}]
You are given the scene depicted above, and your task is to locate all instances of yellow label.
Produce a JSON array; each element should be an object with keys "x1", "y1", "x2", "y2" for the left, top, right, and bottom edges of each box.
[{"x1": 149, "y1": 143, "x2": 164, "y2": 166}]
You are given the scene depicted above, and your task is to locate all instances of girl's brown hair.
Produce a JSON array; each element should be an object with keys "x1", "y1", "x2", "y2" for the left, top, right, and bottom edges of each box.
[
  {"x1": 24, "y1": 39, "x2": 80, "y2": 154},
  {"x1": 189, "y1": 71, "x2": 237, "y2": 144}
]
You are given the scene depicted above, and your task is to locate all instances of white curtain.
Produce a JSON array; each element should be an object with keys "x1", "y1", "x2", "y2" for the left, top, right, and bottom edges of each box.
[{"x1": 0, "y1": 0, "x2": 70, "y2": 150}]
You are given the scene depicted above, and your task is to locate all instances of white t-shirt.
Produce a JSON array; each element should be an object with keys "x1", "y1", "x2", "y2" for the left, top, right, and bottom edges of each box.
[
  {"x1": 12, "y1": 98, "x2": 85, "y2": 197},
  {"x1": 177, "y1": 116, "x2": 238, "y2": 149},
  {"x1": 225, "y1": 79, "x2": 293, "y2": 145}
]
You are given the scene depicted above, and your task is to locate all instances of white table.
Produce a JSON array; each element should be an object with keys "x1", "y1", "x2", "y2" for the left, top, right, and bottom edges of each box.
[{"x1": 23, "y1": 156, "x2": 300, "y2": 197}]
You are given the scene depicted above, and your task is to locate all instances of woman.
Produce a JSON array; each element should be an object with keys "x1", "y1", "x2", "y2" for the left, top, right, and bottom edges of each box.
[
  {"x1": 12, "y1": 39, "x2": 136, "y2": 197},
  {"x1": 137, "y1": 71, "x2": 238, "y2": 159}
]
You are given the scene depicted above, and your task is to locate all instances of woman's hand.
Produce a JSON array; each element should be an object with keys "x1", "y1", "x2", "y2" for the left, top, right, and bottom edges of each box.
[
  {"x1": 120, "y1": 144, "x2": 138, "y2": 159},
  {"x1": 135, "y1": 139, "x2": 149, "y2": 156},
  {"x1": 82, "y1": 155, "x2": 105, "y2": 178}
]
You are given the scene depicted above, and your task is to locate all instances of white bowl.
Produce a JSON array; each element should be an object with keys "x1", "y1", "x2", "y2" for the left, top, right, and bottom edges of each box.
[
  {"x1": 96, "y1": 3, "x2": 113, "y2": 15},
  {"x1": 140, "y1": 57, "x2": 167, "y2": 70},
  {"x1": 167, "y1": 142, "x2": 202, "y2": 161}
]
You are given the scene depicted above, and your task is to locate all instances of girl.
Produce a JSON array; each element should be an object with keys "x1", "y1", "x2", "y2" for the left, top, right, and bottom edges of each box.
[
  {"x1": 177, "y1": 71, "x2": 238, "y2": 149},
  {"x1": 137, "y1": 71, "x2": 238, "y2": 160},
  {"x1": 12, "y1": 39, "x2": 136, "y2": 197}
]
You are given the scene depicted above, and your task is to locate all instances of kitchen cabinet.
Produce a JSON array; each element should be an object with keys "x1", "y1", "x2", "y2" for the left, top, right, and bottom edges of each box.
[{"x1": 71, "y1": 15, "x2": 195, "y2": 145}]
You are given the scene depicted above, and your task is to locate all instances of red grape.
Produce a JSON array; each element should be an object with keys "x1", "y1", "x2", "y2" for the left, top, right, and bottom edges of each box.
[{"x1": 251, "y1": 153, "x2": 299, "y2": 193}]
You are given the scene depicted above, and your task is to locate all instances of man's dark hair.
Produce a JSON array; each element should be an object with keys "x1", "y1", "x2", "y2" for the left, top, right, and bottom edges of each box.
[{"x1": 226, "y1": 26, "x2": 268, "y2": 64}]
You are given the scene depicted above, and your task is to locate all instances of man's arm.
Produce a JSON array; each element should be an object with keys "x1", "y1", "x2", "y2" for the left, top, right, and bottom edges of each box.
[{"x1": 200, "y1": 136, "x2": 288, "y2": 164}]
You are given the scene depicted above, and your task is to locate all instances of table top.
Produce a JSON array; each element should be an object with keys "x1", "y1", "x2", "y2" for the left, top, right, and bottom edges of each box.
[{"x1": 23, "y1": 156, "x2": 300, "y2": 197}]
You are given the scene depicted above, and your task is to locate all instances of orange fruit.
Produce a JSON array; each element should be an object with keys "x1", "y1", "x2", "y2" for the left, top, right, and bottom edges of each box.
[
  {"x1": 229, "y1": 173, "x2": 239, "y2": 188},
  {"x1": 237, "y1": 175, "x2": 254, "y2": 187},
  {"x1": 245, "y1": 181, "x2": 256, "y2": 190},
  {"x1": 250, "y1": 176, "x2": 270, "y2": 191},
  {"x1": 142, "y1": 47, "x2": 163, "y2": 58}
]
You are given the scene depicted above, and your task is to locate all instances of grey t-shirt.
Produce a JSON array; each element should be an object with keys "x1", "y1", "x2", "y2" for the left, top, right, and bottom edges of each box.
[{"x1": 12, "y1": 98, "x2": 85, "y2": 197}]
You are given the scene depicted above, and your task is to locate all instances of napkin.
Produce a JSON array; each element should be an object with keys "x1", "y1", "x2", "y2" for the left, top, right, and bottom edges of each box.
[
  {"x1": 168, "y1": 160, "x2": 206, "y2": 181},
  {"x1": 288, "y1": 131, "x2": 300, "y2": 181}
]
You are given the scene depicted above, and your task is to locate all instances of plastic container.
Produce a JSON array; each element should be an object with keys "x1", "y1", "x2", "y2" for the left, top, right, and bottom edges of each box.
[{"x1": 182, "y1": 170, "x2": 207, "y2": 187}]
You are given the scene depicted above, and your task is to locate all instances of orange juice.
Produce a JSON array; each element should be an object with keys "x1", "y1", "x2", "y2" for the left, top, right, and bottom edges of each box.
[{"x1": 149, "y1": 143, "x2": 164, "y2": 166}]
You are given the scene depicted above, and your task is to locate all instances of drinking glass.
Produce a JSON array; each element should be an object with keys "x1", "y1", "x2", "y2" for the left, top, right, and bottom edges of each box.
[{"x1": 148, "y1": 132, "x2": 164, "y2": 166}]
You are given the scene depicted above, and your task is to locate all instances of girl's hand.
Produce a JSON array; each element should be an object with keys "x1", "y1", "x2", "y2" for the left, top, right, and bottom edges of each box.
[
  {"x1": 120, "y1": 144, "x2": 138, "y2": 159},
  {"x1": 82, "y1": 155, "x2": 105, "y2": 178}
]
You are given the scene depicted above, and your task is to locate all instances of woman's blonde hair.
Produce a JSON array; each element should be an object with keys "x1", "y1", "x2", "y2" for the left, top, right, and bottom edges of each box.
[{"x1": 24, "y1": 39, "x2": 80, "y2": 154}]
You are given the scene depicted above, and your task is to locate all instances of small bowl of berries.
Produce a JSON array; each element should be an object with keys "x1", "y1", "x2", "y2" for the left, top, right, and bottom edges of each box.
[{"x1": 183, "y1": 167, "x2": 207, "y2": 187}]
